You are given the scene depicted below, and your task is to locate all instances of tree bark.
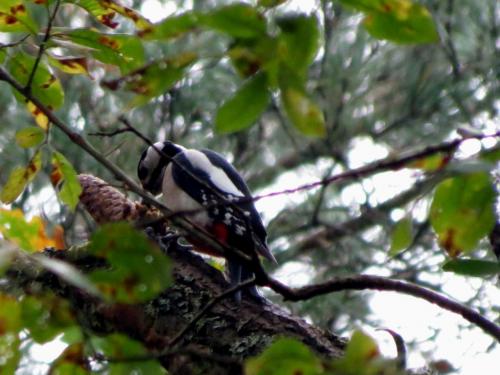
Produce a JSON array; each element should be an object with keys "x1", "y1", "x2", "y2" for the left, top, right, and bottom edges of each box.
[{"x1": 5, "y1": 239, "x2": 346, "y2": 375}]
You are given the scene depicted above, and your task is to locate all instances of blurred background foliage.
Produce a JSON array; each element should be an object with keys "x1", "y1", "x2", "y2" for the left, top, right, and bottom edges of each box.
[{"x1": 0, "y1": 0, "x2": 498, "y2": 372}]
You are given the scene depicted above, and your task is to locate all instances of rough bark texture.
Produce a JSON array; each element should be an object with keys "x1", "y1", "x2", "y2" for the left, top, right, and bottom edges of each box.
[{"x1": 5, "y1": 239, "x2": 346, "y2": 375}]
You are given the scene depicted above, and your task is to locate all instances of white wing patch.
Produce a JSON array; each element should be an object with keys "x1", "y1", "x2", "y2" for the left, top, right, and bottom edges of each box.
[{"x1": 184, "y1": 149, "x2": 245, "y2": 197}]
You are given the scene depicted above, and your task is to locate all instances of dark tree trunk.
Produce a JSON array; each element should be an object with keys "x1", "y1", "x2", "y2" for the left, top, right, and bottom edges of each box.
[{"x1": 5, "y1": 239, "x2": 346, "y2": 375}]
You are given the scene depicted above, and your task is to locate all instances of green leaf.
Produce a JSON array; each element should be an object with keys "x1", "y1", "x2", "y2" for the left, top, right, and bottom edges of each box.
[
  {"x1": 91, "y1": 334, "x2": 167, "y2": 374},
  {"x1": 87, "y1": 223, "x2": 172, "y2": 303},
  {"x1": 430, "y1": 173, "x2": 496, "y2": 257},
  {"x1": 0, "y1": 209, "x2": 65, "y2": 252},
  {"x1": 340, "y1": 0, "x2": 438, "y2": 44},
  {"x1": 60, "y1": 326, "x2": 84, "y2": 346},
  {"x1": 0, "y1": 245, "x2": 16, "y2": 275},
  {"x1": 407, "y1": 153, "x2": 450, "y2": 171},
  {"x1": 0, "y1": 48, "x2": 6, "y2": 64},
  {"x1": 281, "y1": 85, "x2": 325, "y2": 137},
  {"x1": 15, "y1": 126, "x2": 46, "y2": 148},
  {"x1": 0, "y1": 209, "x2": 40, "y2": 251},
  {"x1": 330, "y1": 330, "x2": 398, "y2": 375},
  {"x1": 51, "y1": 151, "x2": 82, "y2": 211},
  {"x1": 258, "y1": 0, "x2": 288, "y2": 8},
  {"x1": 34, "y1": 256, "x2": 102, "y2": 298},
  {"x1": 0, "y1": 294, "x2": 22, "y2": 333},
  {"x1": 66, "y1": 0, "x2": 117, "y2": 28},
  {"x1": 102, "y1": 53, "x2": 197, "y2": 107},
  {"x1": 228, "y1": 36, "x2": 279, "y2": 78},
  {"x1": 0, "y1": 333, "x2": 21, "y2": 375},
  {"x1": 54, "y1": 29, "x2": 145, "y2": 73},
  {"x1": 7, "y1": 52, "x2": 64, "y2": 109},
  {"x1": 1, "y1": 167, "x2": 31, "y2": 204},
  {"x1": 0, "y1": 0, "x2": 37, "y2": 33},
  {"x1": 0, "y1": 295, "x2": 22, "y2": 374},
  {"x1": 443, "y1": 259, "x2": 500, "y2": 277},
  {"x1": 215, "y1": 72, "x2": 270, "y2": 133},
  {"x1": 0, "y1": 150, "x2": 42, "y2": 204},
  {"x1": 245, "y1": 338, "x2": 323, "y2": 375},
  {"x1": 97, "y1": 0, "x2": 152, "y2": 31},
  {"x1": 342, "y1": 331, "x2": 380, "y2": 363},
  {"x1": 480, "y1": 145, "x2": 500, "y2": 163},
  {"x1": 21, "y1": 295, "x2": 78, "y2": 343},
  {"x1": 201, "y1": 3, "x2": 267, "y2": 39},
  {"x1": 277, "y1": 14, "x2": 320, "y2": 80},
  {"x1": 143, "y1": 11, "x2": 200, "y2": 40},
  {"x1": 67, "y1": 0, "x2": 151, "y2": 30},
  {"x1": 389, "y1": 217, "x2": 412, "y2": 256},
  {"x1": 50, "y1": 343, "x2": 87, "y2": 375}
]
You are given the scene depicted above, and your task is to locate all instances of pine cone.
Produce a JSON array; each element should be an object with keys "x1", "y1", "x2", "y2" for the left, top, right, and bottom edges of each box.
[{"x1": 77, "y1": 174, "x2": 159, "y2": 224}]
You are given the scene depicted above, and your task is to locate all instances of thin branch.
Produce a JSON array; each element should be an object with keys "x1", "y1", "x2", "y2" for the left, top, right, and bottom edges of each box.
[
  {"x1": 442, "y1": 0, "x2": 461, "y2": 79},
  {"x1": 0, "y1": 34, "x2": 30, "y2": 49},
  {"x1": 377, "y1": 328, "x2": 407, "y2": 369},
  {"x1": 168, "y1": 277, "x2": 256, "y2": 348},
  {"x1": 252, "y1": 134, "x2": 491, "y2": 203},
  {"x1": 88, "y1": 128, "x2": 133, "y2": 137},
  {"x1": 259, "y1": 273, "x2": 500, "y2": 342},
  {"x1": 25, "y1": 0, "x2": 61, "y2": 93},
  {"x1": 310, "y1": 164, "x2": 335, "y2": 226}
]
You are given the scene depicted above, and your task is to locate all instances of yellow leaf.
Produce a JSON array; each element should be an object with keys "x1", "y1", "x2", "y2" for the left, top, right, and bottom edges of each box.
[
  {"x1": 0, "y1": 209, "x2": 65, "y2": 252},
  {"x1": 0, "y1": 150, "x2": 42, "y2": 204},
  {"x1": 102, "y1": 0, "x2": 152, "y2": 31},
  {"x1": 31, "y1": 216, "x2": 65, "y2": 250},
  {"x1": 27, "y1": 101, "x2": 49, "y2": 129},
  {"x1": 48, "y1": 55, "x2": 92, "y2": 77}
]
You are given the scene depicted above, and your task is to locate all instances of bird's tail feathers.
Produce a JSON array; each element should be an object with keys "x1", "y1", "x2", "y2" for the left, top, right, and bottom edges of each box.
[{"x1": 256, "y1": 242, "x2": 277, "y2": 264}]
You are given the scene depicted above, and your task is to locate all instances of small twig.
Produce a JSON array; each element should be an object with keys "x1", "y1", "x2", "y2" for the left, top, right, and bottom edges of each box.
[
  {"x1": 0, "y1": 34, "x2": 30, "y2": 49},
  {"x1": 377, "y1": 328, "x2": 407, "y2": 369},
  {"x1": 168, "y1": 277, "x2": 256, "y2": 348},
  {"x1": 443, "y1": 0, "x2": 461, "y2": 79},
  {"x1": 25, "y1": 0, "x2": 61, "y2": 93},
  {"x1": 252, "y1": 134, "x2": 495, "y2": 203},
  {"x1": 310, "y1": 164, "x2": 335, "y2": 226},
  {"x1": 88, "y1": 128, "x2": 132, "y2": 137}
]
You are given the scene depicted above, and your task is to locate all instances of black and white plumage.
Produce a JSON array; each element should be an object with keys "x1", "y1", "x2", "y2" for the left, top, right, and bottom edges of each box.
[{"x1": 137, "y1": 141, "x2": 275, "y2": 301}]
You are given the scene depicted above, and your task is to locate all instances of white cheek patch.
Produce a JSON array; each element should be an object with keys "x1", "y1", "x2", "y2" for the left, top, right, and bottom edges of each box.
[
  {"x1": 184, "y1": 149, "x2": 245, "y2": 197},
  {"x1": 141, "y1": 143, "x2": 164, "y2": 176},
  {"x1": 148, "y1": 142, "x2": 165, "y2": 162}
]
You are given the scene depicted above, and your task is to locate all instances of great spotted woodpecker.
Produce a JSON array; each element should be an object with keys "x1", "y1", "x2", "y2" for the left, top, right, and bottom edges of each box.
[{"x1": 137, "y1": 141, "x2": 276, "y2": 301}]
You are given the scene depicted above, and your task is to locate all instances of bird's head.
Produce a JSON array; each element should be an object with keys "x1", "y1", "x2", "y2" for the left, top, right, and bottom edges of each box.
[{"x1": 137, "y1": 141, "x2": 185, "y2": 195}]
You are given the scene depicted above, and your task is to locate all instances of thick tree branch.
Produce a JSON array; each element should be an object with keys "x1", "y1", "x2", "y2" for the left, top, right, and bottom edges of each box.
[{"x1": 3, "y1": 244, "x2": 346, "y2": 375}]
